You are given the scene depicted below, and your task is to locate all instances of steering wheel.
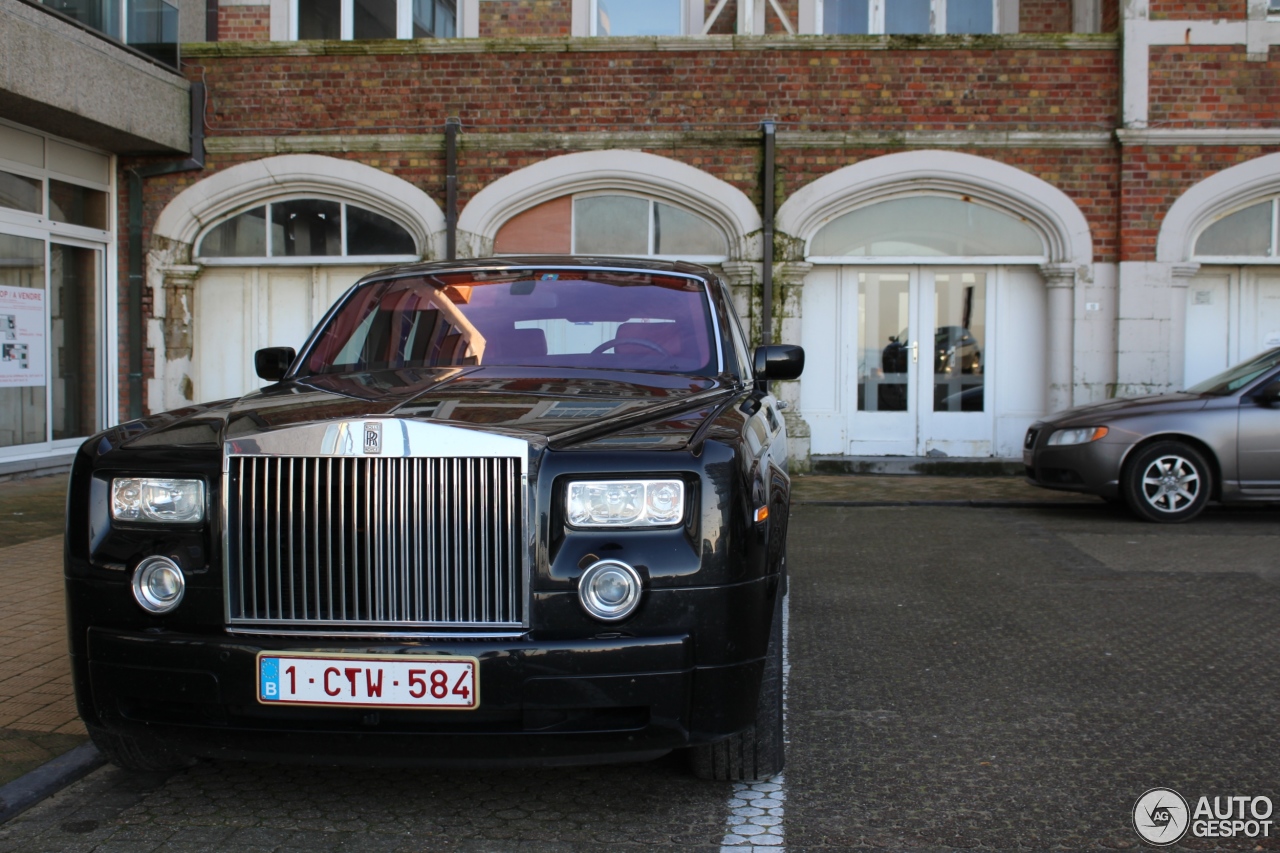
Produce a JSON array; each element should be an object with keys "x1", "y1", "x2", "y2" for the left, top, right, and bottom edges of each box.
[{"x1": 590, "y1": 337, "x2": 672, "y2": 357}]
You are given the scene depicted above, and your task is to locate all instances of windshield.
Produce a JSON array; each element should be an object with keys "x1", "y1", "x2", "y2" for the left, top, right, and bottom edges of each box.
[
  {"x1": 1184, "y1": 348, "x2": 1280, "y2": 395},
  {"x1": 302, "y1": 269, "x2": 719, "y2": 376}
]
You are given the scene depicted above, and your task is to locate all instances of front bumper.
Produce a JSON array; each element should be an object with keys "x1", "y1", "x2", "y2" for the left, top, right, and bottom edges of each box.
[
  {"x1": 75, "y1": 620, "x2": 765, "y2": 768},
  {"x1": 1023, "y1": 432, "x2": 1128, "y2": 499}
]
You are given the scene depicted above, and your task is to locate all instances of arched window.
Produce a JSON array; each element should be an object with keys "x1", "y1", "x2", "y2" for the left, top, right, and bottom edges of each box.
[
  {"x1": 809, "y1": 195, "x2": 1044, "y2": 259},
  {"x1": 493, "y1": 193, "x2": 728, "y2": 262},
  {"x1": 196, "y1": 198, "x2": 418, "y2": 263},
  {"x1": 1193, "y1": 198, "x2": 1277, "y2": 259}
]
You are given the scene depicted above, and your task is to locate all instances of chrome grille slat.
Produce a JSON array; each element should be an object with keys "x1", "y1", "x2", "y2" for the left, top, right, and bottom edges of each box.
[{"x1": 227, "y1": 455, "x2": 524, "y2": 630}]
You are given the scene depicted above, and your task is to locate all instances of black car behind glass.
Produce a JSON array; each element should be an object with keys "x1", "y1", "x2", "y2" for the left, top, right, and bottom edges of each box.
[{"x1": 65, "y1": 258, "x2": 804, "y2": 780}]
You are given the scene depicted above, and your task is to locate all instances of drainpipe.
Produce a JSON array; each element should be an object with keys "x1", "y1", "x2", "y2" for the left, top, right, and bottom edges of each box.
[
  {"x1": 445, "y1": 117, "x2": 460, "y2": 260},
  {"x1": 761, "y1": 120, "x2": 775, "y2": 347},
  {"x1": 126, "y1": 82, "x2": 206, "y2": 420}
]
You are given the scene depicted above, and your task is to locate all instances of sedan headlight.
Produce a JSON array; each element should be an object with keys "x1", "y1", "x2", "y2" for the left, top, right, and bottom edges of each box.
[
  {"x1": 111, "y1": 478, "x2": 206, "y2": 523},
  {"x1": 566, "y1": 479, "x2": 685, "y2": 527},
  {"x1": 1046, "y1": 426, "x2": 1109, "y2": 446}
]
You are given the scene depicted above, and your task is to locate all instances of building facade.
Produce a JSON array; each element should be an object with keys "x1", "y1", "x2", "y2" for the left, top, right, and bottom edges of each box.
[{"x1": 3, "y1": 0, "x2": 1279, "y2": 471}]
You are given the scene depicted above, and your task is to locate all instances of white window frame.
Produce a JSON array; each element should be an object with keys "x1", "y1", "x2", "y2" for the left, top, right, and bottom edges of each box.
[
  {"x1": 0, "y1": 122, "x2": 117, "y2": 460},
  {"x1": 1192, "y1": 197, "x2": 1280, "y2": 264},
  {"x1": 803, "y1": 192, "x2": 1046, "y2": 265},
  {"x1": 194, "y1": 196, "x2": 421, "y2": 266},
  {"x1": 802, "y1": 0, "x2": 1017, "y2": 35},
  {"x1": 584, "y1": 0, "x2": 701, "y2": 36},
  {"x1": 285, "y1": 0, "x2": 479, "y2": 40},
  {"x1": 569, "y1": 192, "x2": 728, "y2": 264}
]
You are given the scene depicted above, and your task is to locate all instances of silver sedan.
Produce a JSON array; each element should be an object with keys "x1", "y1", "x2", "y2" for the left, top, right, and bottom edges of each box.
[{"x1": 1024, "y1": 348, "x2": 1280, "y2": 522}]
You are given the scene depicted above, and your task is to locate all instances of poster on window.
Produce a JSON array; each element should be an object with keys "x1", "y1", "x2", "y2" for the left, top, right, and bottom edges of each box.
[{"x1": 0, "y1": 286, "x2": 45, "y2": 387}]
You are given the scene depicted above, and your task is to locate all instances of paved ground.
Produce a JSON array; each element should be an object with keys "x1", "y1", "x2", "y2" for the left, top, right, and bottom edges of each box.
[
  {"x1": 1, "y1": 491, "x2": 1276, "y2": 851},
  {"x1": 0, "y1": 476, "x2": 86, "y2": 787}
]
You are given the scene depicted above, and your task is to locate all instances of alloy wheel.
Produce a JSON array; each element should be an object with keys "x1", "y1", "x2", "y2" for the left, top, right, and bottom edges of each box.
[{"x1": 1139, "y1": 454, "x2": 1201, "y2": 514}]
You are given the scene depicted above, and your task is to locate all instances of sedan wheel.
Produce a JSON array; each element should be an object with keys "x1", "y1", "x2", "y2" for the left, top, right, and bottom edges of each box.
[{"x1": 1122, "y1": 441, "x2": 1213, "y2": 523}]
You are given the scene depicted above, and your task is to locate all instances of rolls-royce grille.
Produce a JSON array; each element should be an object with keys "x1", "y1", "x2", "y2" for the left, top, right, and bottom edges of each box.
[{"x1": 226, "y1": 456, "x2": 524, "y2": 631}]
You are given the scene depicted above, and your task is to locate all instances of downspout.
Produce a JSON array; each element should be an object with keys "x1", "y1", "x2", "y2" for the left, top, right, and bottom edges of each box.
[
  {"x1": 761, "y1": 120, "x2": 775, "y2": 346},
  {"x1": 126, "y1": 82, "x2": 206, "y2": 420},
  {"x1": 445, "y1": 117, "x2": 459, "y2": 260}
]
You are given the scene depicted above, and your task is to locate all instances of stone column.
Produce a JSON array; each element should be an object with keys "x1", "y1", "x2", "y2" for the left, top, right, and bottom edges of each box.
[
  {"x1": 773, "y1": 261, "x2": 812, "y2": 472},
  {"x1": 1168, "y1": 263, "x2": 1200, "y2": 392},
  {"x1": 160, "y1": 265, "x2": 200, "y2": 407},
  {"x1": 1040, "y1": 263, "x2": 1077, "y2": 413},
  {"x1": 720, "y1": 261, "x2": 759, "y2": 343}
]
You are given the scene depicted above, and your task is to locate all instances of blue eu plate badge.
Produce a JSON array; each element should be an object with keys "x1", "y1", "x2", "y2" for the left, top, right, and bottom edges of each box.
[{"x1": 260, "y1": 657, "x2": 280, "y2": 701}]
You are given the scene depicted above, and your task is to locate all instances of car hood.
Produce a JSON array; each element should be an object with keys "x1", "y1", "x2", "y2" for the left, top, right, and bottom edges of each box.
[
  {"x1": 113, "y1": 366, "x2": 737, "y2": 454},
  {"x1": 1038, "y1": 392, "x2": 1209, "y2": 427}
]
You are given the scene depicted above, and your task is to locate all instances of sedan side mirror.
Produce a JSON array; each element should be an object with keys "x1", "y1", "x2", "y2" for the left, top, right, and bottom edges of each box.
[
  {"x1": 254, "y1": 347, "x2": 296, "y2": 381},
  {"x1": 753, "y1": 345, "x2": 805, "y2": 381},
  {"x1": 1257, "y1": 379, "x2": 1280, "y2": 405}
]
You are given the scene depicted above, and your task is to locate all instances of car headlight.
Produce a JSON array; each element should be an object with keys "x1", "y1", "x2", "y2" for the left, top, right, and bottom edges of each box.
[
  {"x1": 1046, "y1": 426, "x2": 1109, "y2": 446},
  {"x1": 131, "y1": 556, "x2": 186, "y2": 614},
  {"x1": 111, "y1": 478, "x2": 206, "y2": 523},
  {"x1": 566, "y1": 479, "x2": 684, "y2": 527},
  {"x1": 578, "y1": 560, "x2": 643, "y2": 622}
]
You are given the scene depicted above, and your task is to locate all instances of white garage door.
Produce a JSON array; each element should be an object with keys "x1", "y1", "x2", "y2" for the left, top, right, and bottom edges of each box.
[{"x1": 192, "y1": 266, "x2": 378, "y2": 404}]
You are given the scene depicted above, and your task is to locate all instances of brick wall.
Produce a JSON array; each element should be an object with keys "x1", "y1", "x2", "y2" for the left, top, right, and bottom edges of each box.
[
  {"x1": 191, "y1": 47, "x2": 1119, "y2": 137},
  {"x1": 1149, "y1": 0, "x2": 1246, "y2": 20},
  {"x1": 1149, "y1": 44, "x2": 1280, "y2": 126},
  {"x1": 766, "y1": 0, "x2": 798, "y2": 34},
  {"x1": 1101, "y1": 0, "x2": 1119, "y2": 32},
  {"x1": 1121, "y1": 145, "x2": 1280, "y2": 260},
  {"x1": 1019, "y1": 0, "x2": 1072, "y2": 33},
  {"x1": 704, "y1": 0, "x2": 738, "y2": 35},
  {"x1": 479, "y1": 0, "x2": 571, "y2": 37},
  {"x1": 217, "y1": 5, "x2": 271, "y2": 41}
]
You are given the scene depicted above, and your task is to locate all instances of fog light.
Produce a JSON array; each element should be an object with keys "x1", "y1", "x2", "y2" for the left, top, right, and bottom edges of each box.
[
  {"x1": 131, "y1": 556, "x2": 186, "y2": 614},
  {"x1": 578, "y1": 560, "x2": 642, "y2": 622}
]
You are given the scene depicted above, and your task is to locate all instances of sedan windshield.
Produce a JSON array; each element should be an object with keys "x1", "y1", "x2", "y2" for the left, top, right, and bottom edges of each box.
[
  {"x1": 302, "y1": 269, "x2": 719, "y2": 376},
  {"x1": 1184, "y1": 348, "x2": 1280, "y2": 395}
]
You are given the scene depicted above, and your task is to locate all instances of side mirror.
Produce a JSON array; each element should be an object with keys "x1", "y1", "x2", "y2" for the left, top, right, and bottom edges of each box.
[
  {"x1": 254, "y1": 347, "x2": 296, "y2": 382},
  {"x1": 753, "y1": 345, "x2": 805, "y2": 381},
  {"x1": 1257, "y1": 380, "x2": 1280, "y2": 405}
]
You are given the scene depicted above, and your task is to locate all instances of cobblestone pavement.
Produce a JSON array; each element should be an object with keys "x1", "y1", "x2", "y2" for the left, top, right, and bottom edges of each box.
[
  {"x1": 0, "y1": 474, "x2": 83, "y2": 786},
  {"x1": 0, "y1": 535, "x2": 85, "y2": 786},
  {"x1": 0, "y1": 474, "x2": 70, "y2": 548},
  {"x1": 2, "y1": 499, "x2": 1278, "y2": 850},
  {"x1": 790, "y1": 474, "x2": 1093, "y2": 505}
]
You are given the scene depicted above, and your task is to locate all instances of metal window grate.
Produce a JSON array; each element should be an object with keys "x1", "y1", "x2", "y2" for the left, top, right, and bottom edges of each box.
[{"x1": 226, "y1": 455, "x2": 523, "y2": 631}]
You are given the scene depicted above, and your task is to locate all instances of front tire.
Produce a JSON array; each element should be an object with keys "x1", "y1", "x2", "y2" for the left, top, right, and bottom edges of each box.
[
  {"x1": 1122, "y1": 441, "x2": 1213, "y2": 523},
  {"x1": 86, "y1": 724, "x2": 193, "y2": 772},
  {"x1": 689, "y1": 591, "x2": 785, "y2": 781}
]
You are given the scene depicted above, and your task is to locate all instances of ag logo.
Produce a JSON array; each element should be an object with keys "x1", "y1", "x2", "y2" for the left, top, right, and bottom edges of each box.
[
  {"x1": 363, "y1": 422, "x2": 382, "y2": 455},
  {"x1": 1134, "y1": 787, "x2": 1190, "y2": 846}
]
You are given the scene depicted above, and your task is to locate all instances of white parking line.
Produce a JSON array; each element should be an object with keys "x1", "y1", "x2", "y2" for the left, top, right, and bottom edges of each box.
[{"x1": 719, "y1": 592, "x2": 789, "y2": 851}]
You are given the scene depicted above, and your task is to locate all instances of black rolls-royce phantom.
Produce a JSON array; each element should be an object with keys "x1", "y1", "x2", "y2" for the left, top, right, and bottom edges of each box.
[{"x1": 66, "y1": 257, "x2": 803, "y2": 781}]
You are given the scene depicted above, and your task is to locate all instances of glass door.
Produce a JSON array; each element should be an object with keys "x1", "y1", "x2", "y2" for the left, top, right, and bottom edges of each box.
[
  {"x1": 49, "y1": 242, "x2": 102, "y2": 441},
  {"x1": 850, "y1": 269, "x2": 918, "y2": 455},
  {"x1": 845, "y1": 267, "x2": 995, "y2": 457},
  {"x1": 0, "y1": 231, "x2": 104, "y2": 453},
  {"x1": 916, "y1": 269, "x2": 994, "y2": 457},
  {"x1": 0, "y1": 231, "x2": 47, "y2": 449}
]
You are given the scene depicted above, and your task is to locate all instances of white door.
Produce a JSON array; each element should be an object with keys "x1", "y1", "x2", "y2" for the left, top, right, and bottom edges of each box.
[
  {"x1": 801, "y1": 266, "x2": 1000, "y2": 457},
  {"x1": 1186, "y1": 268, "x2": 1280, "y2": 387},
  {"x1": 193, "y1": 265, "x2": 377, "y2": 403}
]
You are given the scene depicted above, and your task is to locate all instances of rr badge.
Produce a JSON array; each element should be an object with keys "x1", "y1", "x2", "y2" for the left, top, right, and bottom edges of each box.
[{"x1": 363, "y1": 422, "x2": 382, "y2": 455}]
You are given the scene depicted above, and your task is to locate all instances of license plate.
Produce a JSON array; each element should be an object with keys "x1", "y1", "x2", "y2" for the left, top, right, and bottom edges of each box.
[{"x1": 257, "y1": 652, "x2": 479, "y2": 710}]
